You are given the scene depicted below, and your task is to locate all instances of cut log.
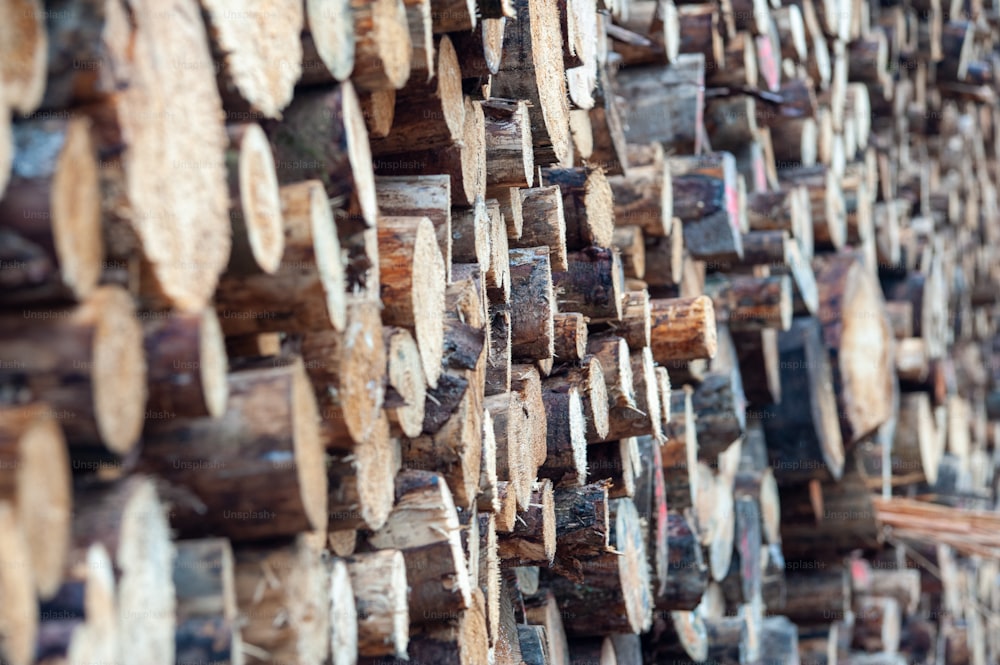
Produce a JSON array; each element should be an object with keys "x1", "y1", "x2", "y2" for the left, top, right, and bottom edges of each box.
[
  {"x1": 891, "y1": 391, "x2": 942, "y2": 486},
  {"x1": 692, "y1": 370, "x2": 747, "y2": 460},
  {"x1": 498, "y1": 479, "x2": 557, "y2": 567},
  {"x1": 140, "y1": 356, "x2": 328, "y2": 540},
  {"x1": 173, "y1": 538, "x2": 241, "y2": 665},
  {"x1": 513, "y1": 187, "x2": 568, "y2": 271},
  {"x1": 0, "y1": 286, "x2": 145, "y2": 454},
  {"x1": 199, "y1": 0, "x2": 304, "y2": 118},
  {"x1": 266, "y1": 82, "x2": 378, "y2": 227},
  {"x1": 545, "y1": 357, "x2": 611, "y2": 442},
  {"x1": 0, "y1": 116, "x2": 103, "y2": 305},
  {"x1": 301, "y1": 0, "x2": 355, "y2": 83},
  {"x1": 813, "y1": 251, "x2": 894, "y2": 445},
  {"x1": 669, "y1": 153, "x2": 744, "y2": 261},
  {"x1": 215, "y1": 179, "x2": 347, "y2": 334},
  {"x1": 649, "y1": 296, "x2": 718, "y2": 363},
  {"x1": 345, "y1": 549, "x2": 410, "y2": 658},
  {"x1": 608, "y1": 144, "x2": 672, "y2": 237},
  {"x1": 541, "y1": 167, "x2": 615, "y2": 249},
  {"x1": 617, "y1": 54, "x2": 706, "y2": 155},
  {"x1": 778, "y1": 565, "x2": 851, "y2": 624},
  {"x1": 587, "y1": 438, "x2": 638, "y2": 499},
  {"x1": 543, "y1": 498, "x2": 652, "y2": 635},
  {"x1": 852, "y1": 596, "x2": 901, "y2": 654},
  {"x1": 378, "y1": 215, "x2": 446, "y2": 388},
  {"x1": 0, "y1": 0, "x2": 46, "y2": 114},
  {"x1": 350, "y1": 0, "x2": 412, "y2": 91},
  {"x1": 492, "y1": 0, "x2": 572, "y2": 165},
  {"x1": 762, "y1": 317, "x2": 845, "y2": 484},
  {"x1": 375, "y1": 175, "x2": 453, "y2": 280},
  {"x1": 483, "y1": 98, "x2": 535, "y2": 189},
  {"x1": 0, "y1": 403, "x2": 71, "y2": 598},
  {"x1": 553, "y1": 247, "x2": 625, "y2": 320},
  {"x1": 705, "y1": 274, "x2": 793, "y2": 332},
  {"x1": 552, "y1": 313, "x2": 588, "y2": 363},
  {"x1": 142, "y1": 309, "x2": 229, "y2": 421},
  {"x1": 328, "y1": 414, "x2": 401, "y2": 532},
  {"x1": 598, "y1": 347, "x2": 665, "y2": 443},
  {"x1": 383, "y1": 326, "x2": 427, "y2": 438},
  {"x1": 586, "y1": 335, "x2": 637, "y2": 411},
  {"x1": 538, "y1": 387, "x2": 588, "y2": 487},
  {"x1": 300, "y1": 301, "x2": 387, "y2": 449}
]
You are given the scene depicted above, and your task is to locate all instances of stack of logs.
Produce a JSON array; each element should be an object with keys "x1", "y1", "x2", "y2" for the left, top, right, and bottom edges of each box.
[{"x1": 2, "y1": 0, "x2": 1000, "y2": 663}]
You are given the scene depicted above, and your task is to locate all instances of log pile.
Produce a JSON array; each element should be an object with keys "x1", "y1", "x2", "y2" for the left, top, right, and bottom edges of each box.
[{"x1": 2, "y1": 0, "x2": 1000, "y2": 664}]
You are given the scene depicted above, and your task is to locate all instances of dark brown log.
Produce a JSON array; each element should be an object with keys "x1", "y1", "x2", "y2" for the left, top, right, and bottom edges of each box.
[
  {"x1": 140, "y1": 357, "x2": 328, "y2": 540},
  {"x1": 0, "y1": 286, "x2": 146, "y2": 455},
  {"x1": 658, "y1": 509, "x2": 709, "y2": 610},
  {"x1": 762, "y1": 317, "x2": 845, "y2": 484},
  {"x1": 616, "y1": 54, "x2": 706, "y2": 155},
  {"x1": 731, "y1": 328, "x2": 781, "y2": 407},
  {"x1": 538, "y1": 388, "x2": 588, "y2": 487},
  {"x1": 705, "y1": 274, "x2": 793, "y2": 332},
  {"x1": 173, "y1": 538, "x2": 242, "y2": 665},
  {"x1": 852, "y1": 596, "x2": 901, "y2": 654},
  {"x1": 669, "y1": 153, "x2": 744, "y2": 261},
  {"x1": 553, "y1": 247, "x2": 625, "y2": 320}
]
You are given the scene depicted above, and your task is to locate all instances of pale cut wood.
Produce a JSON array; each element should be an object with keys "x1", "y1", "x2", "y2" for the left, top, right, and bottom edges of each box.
[
  {"x1": 301, "y1": 0, "x2": 355, "y2": 83},
  {"x1": 514, "y1": 186, "x2": 568, "y2": 271},
  {"x1": 199, "y1": 0, "x2": 303, "y2": 117},
  {"x1": 375, "y1": 174, "x2": 453, "y2": 279},
  {"x1": 0, "y1": 116, "x2": 103, "y2": 305},
  {"x1": 0, "y1": 404, "x2": 71, "y2": 599},
  {"x1": 541, "y1": 167, "x2": 616, "y2": 249},
  {"x1": 0, "y1": 286, "x2": 146, "y2": 454},
  {"x1": 328, "y1": 414, "x2": 400, "y2": 531},
  {"x1": 538, "y1": 386, "x2": 588, "y2": 487},
  {"x1": 3, "y1": 507, "x2": 37, "y2": 665},
  {"x1": 378, "y1": 215, "x2": 446, "y2": 388},
  {"x1": 0, "y1": 0, "x2": 46, "y2": 114},
  {"x1": 384, "y1": 326, "x2": 427, "y2": 438},
  {"x1": 346, "y1": 549, "x2": 409, "y2": 657},
  {"x1": 483, "y1": 98, "x2": 535, "y2": 189},
  {"x1": 215, "y1": 180, "x2": 347, "y2": 334},
  {"x1": 351, "y1": 0, "x2": 412, "y2": 91},
  {"x1": 140, "y1": 357, "x2": 328, "y2": 540}
]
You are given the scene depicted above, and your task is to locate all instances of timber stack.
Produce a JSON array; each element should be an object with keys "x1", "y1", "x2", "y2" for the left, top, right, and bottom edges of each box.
[{"x1": 2, "y1": 0, "x2": 1000, "y2": 663}]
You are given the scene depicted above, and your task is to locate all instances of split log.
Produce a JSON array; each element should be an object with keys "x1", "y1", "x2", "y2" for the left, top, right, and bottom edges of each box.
[
  {"x1": 142, "y1": 309, "x2": 229, "y2": 421},
  {"x1": 378, "y1": 215, "x2": 446, "y2": 388},
  {"x1": 266, "y1": 83, "x2": 378, "y2": 226},
  {"x1": 0, "y1": 286, "x2": 146, "y2": 454},
  {"x1": 215, "y1": 179, "x2": 347, "y2": 334},
  {"x1": 552, "y1": 247, "x2": 625, "y2": 320},
  {"x1": 813, "y1": 251, "x2": 894, "y2": 445},
  {"x1": 0, "y1": 116, "x2": 102, "y2": 305},
  {"x1": 345, "y1": 549, "x2": 410, "y2": 658},
  {"x1": 140, "y1": 356, "x2": 328, "y2": 539},
  {"x1": 199, "y1": 0, "x2": 304, "y2": 117},
  {"x1": 648, "y1": 296, "x2": 718, "y2": 363},
  {"x1": 492, "y1": 0, "x2": 572, "y2": 165},
  {"x1": 0, "y1": 403, "x2": 71, "y2": 598},
  {"x1": 762, "y1": 317, "x2": 845, "y2": 484},
  {"x1": 541, "y1": 167, "x2": 615, "y2": 249},
  {"x1": 300, "y1": 302, "x2": 387, "y2": 449},
  {"x1": 543, "y1": 498, "x2": 652, "y2": 635}
]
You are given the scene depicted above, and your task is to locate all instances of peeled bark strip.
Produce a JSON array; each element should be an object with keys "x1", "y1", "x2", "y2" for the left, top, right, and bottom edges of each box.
[
  {"x1": 0, "y1": 403, "x2": 71, "y2": 598},
  {"x1": 199, "y1": 0, "x2": 304, "y2": 118},
  {"x1": 346, "y1": 550, "x2": 409, "y2": 657},
  {"x1": 173, "y1": 538, "x2": 240, "y2": 665},
  {"x1": 0, "y1": 0, "x2": 46, "y2": 114},
  {"x1": 509, "y1": 247, "x2": 556, "y2": 361},
  {"x1": 538, "y1": 388, "x2": 588, "y2": 487},
  {"x1": 143, "y1": 309, "x2": 229, "y2": 420},
  {"x1": 375, "y1": 174, "x2": 453, "y2": 278},
  {"x1": 301, "y1": 302, "x2": 387, "y2": 448},
  {"x1": 140, "y1": 357, "x2": 328, "y2": 540},
  {"x1": 541, "y1": 167, "x2": 615, "y2": 249},
  {"x1": 514, "y1": 186, "x2": 568, "y2": 271},
  {"x1": 649, "y1": 296, "x2": 718, "y2": 363},
  {"x1": 72, "y1": 477, "x2": 175, "y2": 665},
  {"x1": 378, "y1": 215, "x2": 446, "y2": 388},
  {"x1": 543, "y1": 498, "x2": 652, "y2": 635},
  {"x1": 235, "y1": 536, "x2": 330, "y2": 665},
  {"x1": 491, "y1": 0, "x2": 572, "y2": 165},
  {"x1": 813, "y1": 251, "x2": 894, "y2": 445},
  {"x1": 267, "y1": 82, "x2": 378, "y2": 226},
  {"x1": 215, "y1": 180, "x2": 347, "y2": 334},
  {"x1": 350, "y1": 0, "x2": 412, "y2": 91},
  {"x1": 0, "y1": 116, "x2": 102, "y2": 305},
  {"x1": 0, "y1": 286, "x2": 145, "y2": 454},
  {"x1": 301, "y1": 0, "x2": 355, "y2": 83},
  {"x1": 369, "y1": 35, "x2": 464, "y2": 154},
  {"x1": 369, "y1": 471, "x2": 473, "y2": 623},
  {"x1": 553, "y1": 247, "x2": 625, "y2": 320},
  {"x1": 384, "y1": 326, "x2": 427, "y2": 438},
  {"x1": 483, "y1": 98, "x2": 535, "y2": 189},
  {"x1": 498, "y1": 479, "x2": 557, "y2": 567},
  {"x1": 669, "y1": 153, "x2": 744, "y2": 261}
]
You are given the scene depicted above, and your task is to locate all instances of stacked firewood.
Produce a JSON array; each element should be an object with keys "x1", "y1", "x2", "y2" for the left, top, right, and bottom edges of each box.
[{"x1": 2, "y1": 0, "x2": 1000, "y2": 664}]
